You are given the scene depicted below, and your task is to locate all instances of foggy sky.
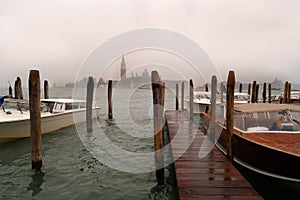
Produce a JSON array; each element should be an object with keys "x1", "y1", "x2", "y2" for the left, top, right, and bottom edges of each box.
[{"x1": 1, "y1": 0, "x2": 300, "y2": 88}]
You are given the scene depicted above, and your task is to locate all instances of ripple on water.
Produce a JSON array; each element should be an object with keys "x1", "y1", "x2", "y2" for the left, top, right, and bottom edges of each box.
[{"x1": 0, "y1": 121, "x2": 177, "y2": 200}]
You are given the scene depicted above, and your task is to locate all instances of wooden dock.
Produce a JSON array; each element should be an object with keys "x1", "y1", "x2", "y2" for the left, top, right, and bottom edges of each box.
[{"x1": 165, "y1": 110, "x2": 263, "y2": 200}]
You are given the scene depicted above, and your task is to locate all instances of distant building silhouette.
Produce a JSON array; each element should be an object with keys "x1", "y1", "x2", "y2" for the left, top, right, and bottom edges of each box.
[
  {"x1": 271, "y1": 78, "x2": 283, "y2": 90},
  {"x1": 117, "y1": 55, "x2": 151, "y2": 88},
  {"x1": 120, "y1": 54, "x2": 126, "y2": 79}
]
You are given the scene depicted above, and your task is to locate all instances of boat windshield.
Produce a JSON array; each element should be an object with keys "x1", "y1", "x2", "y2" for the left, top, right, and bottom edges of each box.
[
  {"x1": 234, "y1": 94, "x2": 250, "y2": 101},
  {"x1": 2, "y1": 99, "x2": 29, "y2": 111},
  {"x1": 234, "y1": 109, "x2": 300, "y2": 132}
]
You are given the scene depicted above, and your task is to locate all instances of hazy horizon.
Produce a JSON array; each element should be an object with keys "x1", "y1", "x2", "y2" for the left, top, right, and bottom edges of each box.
[{"x1": 1, "y1": 0, "x2": 300, "y2": 88}]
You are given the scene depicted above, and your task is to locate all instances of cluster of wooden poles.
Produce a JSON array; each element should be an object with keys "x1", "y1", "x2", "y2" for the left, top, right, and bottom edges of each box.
[
  {"x1": 204, "y1": 80, "x2": 293, "y2": 104},
  {"x1": 24, "y1": 69, "x2": 293, "y2": 184},
  {"x1": 150, "y1": 70, "x2": 295, "y2": 185},
  {"x1": 26, "y1": 72, "x2": 114, "y2": 171},
  {"x1": 8, "y1": 76, "x2": 50, "y2": 100},
  {"x1": 8, "y1": 71, "x2": 50, "y2": 170}
]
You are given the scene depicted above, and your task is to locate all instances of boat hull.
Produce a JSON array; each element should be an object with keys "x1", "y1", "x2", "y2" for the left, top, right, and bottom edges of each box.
[
  {"x1": 200, "y1": 112, "x2": 300, "y2": 183},
  {"x1": 0, "y1": 108, "x2": 101, "y2": 142}
]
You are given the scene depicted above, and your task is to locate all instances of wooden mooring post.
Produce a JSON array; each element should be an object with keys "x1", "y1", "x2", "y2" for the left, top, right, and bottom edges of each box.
[
  {"x1": 108, "y1": 80, "x2": 113, "y2": 119},
  {"x1": 86, "y1": 76, "x2": 94, "y2": 133},
  {"x1": 44, "y1": 80, "x2": 49, "y2": 99},
  {"x1": 29, "y1": 70, "x2": 42, "y2": 170},
  {"x1": 226, "y1": 71, "x2": 235, "y2": 162},
  {"x1": 283, "y1": 81, "x2": 288, "y2": 104},
  {"x1": 189, "y1": 79, "x2": 194, "y2": 121},
  {"x1": 251, "y1": 81, "x2": 256, "y2": 103},
  {"x1": 247, "y1": 83, "x2": 251, "y2": 103},
  {"x1": 181, "y1": 82, "x2": 184, "y2": 112},
  {"x1": 255, "y1": 84, "x2": 259, "y2": 103},
  {"x1": 210, "y1": 75, "x2": 217, "y2": 141},
  {"x1": 175, "y1": 83, "x2": 179, "y2": 110},
  {"x1": 239, "y1": 83, "x2": 242, "y2": 93},
  {"x1": 262, "y1": 82, "x2": 266, "y2": 103},
  {"x1": 268, "y1": 83, "x2": 272, "y2": 103},
  {"x1": 8, "y1": 82, "x2": 13, "y2": 97},
  {"x1": 220, "y1": 82, "x2": 224, "y2": 103},
  {"x1": 288, "y1": 83, "x2": 291, "y2": 103},
  {"x1": 14, "y1": 77, "x2": 23, "y2": 99},
  {"x1": 151, "y1": 71, "x2": 165, "y2": 185}
]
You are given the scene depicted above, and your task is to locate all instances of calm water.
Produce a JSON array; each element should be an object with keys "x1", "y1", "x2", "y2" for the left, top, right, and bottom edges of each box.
[{"x1": 1, "y1": 86, "x2": 299, "y2": 199}]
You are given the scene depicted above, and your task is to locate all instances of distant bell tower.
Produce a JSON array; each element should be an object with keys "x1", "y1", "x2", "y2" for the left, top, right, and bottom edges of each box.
[{"x1": 120, "y1": 54, "x2": 126, "y2": 79}]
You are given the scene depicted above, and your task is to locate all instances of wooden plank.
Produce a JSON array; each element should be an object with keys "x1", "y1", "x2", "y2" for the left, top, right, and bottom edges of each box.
[{"x1": 165, "y1": 110, "x2": 262, "y2": 200}]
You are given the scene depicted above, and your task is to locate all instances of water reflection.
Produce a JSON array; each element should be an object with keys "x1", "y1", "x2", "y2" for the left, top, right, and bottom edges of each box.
[{"x1": 27, "y1": 170, "x2": 45, "y2": 197}]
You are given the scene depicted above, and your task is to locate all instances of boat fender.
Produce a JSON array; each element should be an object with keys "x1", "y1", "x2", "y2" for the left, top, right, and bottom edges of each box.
[{"x1": 6, "y1": 111, "x2": 12, "y2": 114}]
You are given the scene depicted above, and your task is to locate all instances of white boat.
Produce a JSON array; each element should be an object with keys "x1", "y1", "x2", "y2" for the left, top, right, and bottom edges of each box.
[
  {"x1": 291, "y1": 91, "x2": 300, "y2": 103},
  {"x1": 184, "y1": 91, "x2": 212, "y2": 113},
  {"x1": 0, "y1": 98, "x2": 101, "y2": 143},
  {"x1": 185, "y1": 91, "x2": 250, "y2": 114}
]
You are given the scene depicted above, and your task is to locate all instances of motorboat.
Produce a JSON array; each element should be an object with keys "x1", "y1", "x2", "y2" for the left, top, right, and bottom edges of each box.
[
  {"x1": 201, "y1": 103, "x2": 300, "y2": 184},
  {"x1": 185, "y1": 91, "x2": 250, "y2": 114},
  {"x1": 233, "y1": 92, "x2": 250, "y2": 104},
  {"x1": 0, "y1": 98, "x2": 101, "y2": 142},
  {"x1": 291, "y1": 91, "x2": 300, "y2": 103},
  {"x1": 185, "y1": 91, "x2": 212, "y2": 113}
]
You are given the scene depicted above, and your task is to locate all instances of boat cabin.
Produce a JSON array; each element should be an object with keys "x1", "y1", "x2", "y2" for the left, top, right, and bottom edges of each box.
[
  {"x1": 233, "y1": 103, "x2": 300, "y2": 132},
  {"x1": 234, "y1": 92, "x2": 250, "y2": 103},
  {"x1": 1, "y1": 98, "x2": 87, "y2": 114},
  {"x1": 41, "y1": 99, "x2": 86, "y2": 113}
]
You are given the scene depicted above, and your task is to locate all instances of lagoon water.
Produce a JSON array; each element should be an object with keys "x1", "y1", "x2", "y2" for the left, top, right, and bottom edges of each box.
[
  {"x1": 0, "y1": 87, "x2": 178, "y2": 200},
  {"x1": 0, "y1": 85, "x2": 299, "y2": 199}
]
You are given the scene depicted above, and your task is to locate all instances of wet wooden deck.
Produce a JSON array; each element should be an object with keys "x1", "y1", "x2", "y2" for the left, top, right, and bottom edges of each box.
[{"x1": 165, "y1": 110, "x2": 262, "y2": 200}]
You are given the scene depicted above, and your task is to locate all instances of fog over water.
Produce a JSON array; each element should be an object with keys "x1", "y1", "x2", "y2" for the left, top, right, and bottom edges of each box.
[{"x1": 1, "y1": 0, "x2": 300, "y2": 87}]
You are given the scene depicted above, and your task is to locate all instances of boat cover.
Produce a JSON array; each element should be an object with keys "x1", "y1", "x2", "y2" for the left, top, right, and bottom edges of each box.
[{"x1": 234, "y1": 103, "x2": 300, "y2": 113}]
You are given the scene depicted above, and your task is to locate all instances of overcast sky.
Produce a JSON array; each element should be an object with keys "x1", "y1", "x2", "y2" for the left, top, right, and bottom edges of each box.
[{"x1": 1, "y1": 0, "x2": 300, "y2": 87}]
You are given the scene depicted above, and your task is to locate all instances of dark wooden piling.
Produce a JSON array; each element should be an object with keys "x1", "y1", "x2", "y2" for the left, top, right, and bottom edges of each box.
[
  {"x1": 226, "y1": 71, "x2": 235, "y2": 162},
  {"x1": 162, "y1": 82, "x2": 165, "y2": 107},
  {"x1": 181, "y1": 82, "x2": 184, "y2": 112},
  {"x1": 14, "y1": 77, "x2": 23, "y2": 99},
  {"x1": 251, "y1": 81, "x2": 256, "y2": 103},
  {"x1": 255, "y1": 84, "x2": 259, "y2": 103},
  {"x1": 205, "y1": 83, "x2": 208, "y2": 92},
  {"x1": 220, "y1": 82, "x2": 224, "y2": 103},
  {"x1": 268, "y1": 83, "x2": 272, "y2": 103},
  {"x1": 262, "y1": 82, "x2": 266, "y2": 103},
  {"x1": 288, "y1": 83, "x2": 291, "y2": 103},
  {"x1": 248, "y1": 83, "x2": 251, "y2": 96},
  {"x1": 189, "y1": 79, "x2": 194, "y2": 121},
  {"x1": 8, "y1": 82, "x2": 12, "y2": 97},
  {"x1": 175, "y1": 83, "x2": 179, "y2": 110},
  {"x1": 14, "y1": 78, "x2": 18, "y2": 99},
  {"x1": 151, "y1": 71, "x2": 165, "y2": 185},
  {"x1": 283, "y1": 81, "x2": 288, "y2": 104},
  {"x1": 247, "y1": 83, "x2": 251, "y2": 103},
  {"x1": 239, "y1": 83, "x2": 242, "y2": 93},
  {"x1": 44, "y1": 80, "x2": 49, "y2": 99},
  {"x1": 108, "y1": 80, "x2": 113, "y2": 119},
  {"x1": 86, "y1": 76, "x2": 94, "y2": 133},
  {"x1": 29, "y1": 70, "x2": 42, "y2": 170},
  {"x1": 210, "y1": 75, "x2": 217, "y2": 140}
]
